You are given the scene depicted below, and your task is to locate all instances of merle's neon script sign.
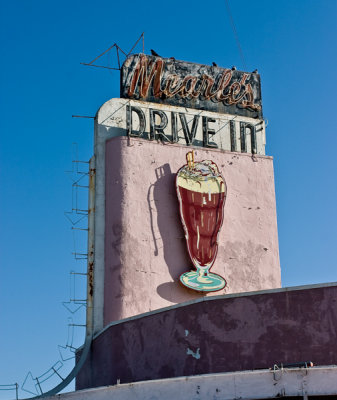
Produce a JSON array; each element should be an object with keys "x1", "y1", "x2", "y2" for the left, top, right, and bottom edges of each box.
[{"x1": 121, "y1": 54, "x2": 263, "y2": 119}]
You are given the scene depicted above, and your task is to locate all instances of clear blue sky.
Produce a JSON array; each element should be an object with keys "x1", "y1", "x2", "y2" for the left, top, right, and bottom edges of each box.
[{"x1": 1, "y1": 0, "x2": 336, "y2": 397}]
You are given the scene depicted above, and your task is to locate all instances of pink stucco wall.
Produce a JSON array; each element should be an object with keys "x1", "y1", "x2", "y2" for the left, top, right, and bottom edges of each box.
[{"x1": 104, "y1": 136, "x2": 280, "y2": 324}]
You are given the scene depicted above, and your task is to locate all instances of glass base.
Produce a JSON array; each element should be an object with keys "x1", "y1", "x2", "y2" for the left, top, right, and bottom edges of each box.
[{"x1": 180, "y1": 271, "x2": 226, "y2": 292}]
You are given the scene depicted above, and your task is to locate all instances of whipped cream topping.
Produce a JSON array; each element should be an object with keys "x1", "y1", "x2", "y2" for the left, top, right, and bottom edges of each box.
[{"x1": 177, "y1": 160, "x2": 226, "y2": 194}]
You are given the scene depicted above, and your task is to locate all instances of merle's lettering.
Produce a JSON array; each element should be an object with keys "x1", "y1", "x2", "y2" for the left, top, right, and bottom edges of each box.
[{"x1": 122, "y1": 54, "x2": 263, "y2": 119}]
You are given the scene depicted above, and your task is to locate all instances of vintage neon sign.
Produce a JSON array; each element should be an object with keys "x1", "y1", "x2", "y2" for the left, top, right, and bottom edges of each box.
[
  {"x1": 126, "y1": 104, "x2": 261, "y2": 154},
  {"x1": 121, "y1": 54, "x2": 263, "y2": 119}
]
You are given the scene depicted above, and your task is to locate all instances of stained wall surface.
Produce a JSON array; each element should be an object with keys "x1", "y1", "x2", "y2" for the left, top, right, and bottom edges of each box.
[
  {"x1": 76, "y1": 284, "x2": 337, "y2": 390},
  {"x1": 103, "y1": 136, "x2": 280, "y2": 324},
  {"x1": 52, "y1": 367, "x2": 337, "y2": 400},
  {"x1": 92, "y1": 98, "x2": 279, "y2": 332}
]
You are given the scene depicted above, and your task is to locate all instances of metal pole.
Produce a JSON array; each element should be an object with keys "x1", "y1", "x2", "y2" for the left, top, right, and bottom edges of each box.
[{"x1": 25, "y1": 157, "x2": 96, "y2": 399}]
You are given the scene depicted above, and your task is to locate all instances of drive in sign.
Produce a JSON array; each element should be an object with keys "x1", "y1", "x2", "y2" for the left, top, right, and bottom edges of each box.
[{"x1": 126, "y1": 101, "x2": 265, "y2": 155}]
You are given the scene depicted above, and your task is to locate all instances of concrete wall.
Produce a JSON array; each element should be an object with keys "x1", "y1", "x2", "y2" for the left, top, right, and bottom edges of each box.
[
  {"x1": 92, "y1": 98, "x2": 272, "y2": 332},
  {"x1": 76, "y1": 284, "x2": 337, "y2": 390},
  {"x1": 50, "y1": 367, "x2": 337, "y2": 400},
  {"x1": 103, "y1": 136, "x2": 280, "y2": 324}
]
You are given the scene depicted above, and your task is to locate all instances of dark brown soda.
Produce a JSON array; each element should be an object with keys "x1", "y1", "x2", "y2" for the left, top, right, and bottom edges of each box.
[{"x1": 178, "y1": 186, "x2": 226, "y2": 268}]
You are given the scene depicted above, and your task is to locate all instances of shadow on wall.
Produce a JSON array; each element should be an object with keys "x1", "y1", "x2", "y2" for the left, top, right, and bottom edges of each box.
[
  {"x1": 104, "y1": 132, "x2": 125, "y2": 323},
  {"x1": 148, "y1": 163, "x2": 206, "y2": 303}
]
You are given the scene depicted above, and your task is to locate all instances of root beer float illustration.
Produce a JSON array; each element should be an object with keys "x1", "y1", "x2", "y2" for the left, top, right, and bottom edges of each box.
[{"x1": 176, "y1": 151, "x2": 227, "y2": 292}]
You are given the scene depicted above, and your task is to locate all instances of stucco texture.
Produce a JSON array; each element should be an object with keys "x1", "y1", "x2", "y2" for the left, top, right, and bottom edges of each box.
[
  {"x1": 77, "y1": 285, "x2": 337, "y2": 390},
  {"x1": 104, "y1": 136, "x2": 280, "y2": 324}
]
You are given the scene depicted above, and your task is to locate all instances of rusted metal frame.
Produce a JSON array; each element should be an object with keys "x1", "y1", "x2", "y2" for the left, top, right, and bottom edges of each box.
[
  {"x1": 250, "y1": 124, "x2": 257, "y2": 154},
  {"x1": 72, "y1": 208, "x2": 88, "y2": 216},
  {"x1": 70, "y1": 299, "x2": 87, "y2": 302},
  {"x1": 70, "y1": 171, "x2": 89, "y2": 176},
  {"x1": 15, "y1": 157, "x2": 93, "y2": 399},
  {"x1": 116, "y1": 44, "x2": 127, "y2": 56},
  {"x1": 224, "y1": 0, "x2": 247, "y2": 70},
  {"x1": 86, "y1": 43, "x2": 117, "y2": 65},
  {"x1": 72, "y1": 252, "x2": 88, "y2": 258},
  {"x1": 80, "y1": 37, "x2": 145, "y2": 71},
  {"x1": 0, "y1": 383, "x2": 19, "y2": 400},
  {"x1": 202, "y1": 116, "x2": 217, "y2": 148},
  {"x1": 230, "y1": 120, "x2": 236, "y2": 152},
  {"x1": 149, "y1": 109, "x2": 170, "y2": 142},
  {"x1": 179, "y1": 113, "x2": 199, "y2": 145},
  {"x1": 126, "y1": 105, "x2": 146, "y2": 137},
  {"x1": 72, "y1": 207, "x2": 88, "y2": 213},
  {"x1": 24, "y1": 362, "x2": 64, "y2": 396},
  {"x1": 35, "y1": 378, "x2": 43, "y2": 395},
  {"x1": 64, "y1": 212, "x2": 87, "y2": 226},
  {"x1": 101, "y1": 101, "x2": 130, "y2": 125},
  {"x1": 72, "y1": 115, "x2": 95, "y2": 119},
  {"x1": 72, "y1": 160, "x2": 90, "y2": 164},
  {"x1": 127, "y1": 32, "x2": 144, "y2": 56},
  {"x1": 174, "y1": 109, "x2": 204, "y2": 140},
  {"x1": 51, "y1": 367, "x2": 64, "y2": 381},
  {"x1": 72, "y1": 171, "x2": 88, "y2": 186},
  {"x1": 240, "y1": 122, "x2": 247, "y2": 153},
  {"x1": 23, "y1": 159, "x2": 95, "y2": 399},
  {"x1": 171, "y1": 112, "x2": 179, "y2": 143},
  {"x1": 80, "y1": 63, "x2": 120, "y2": 70},
  {"x1": 80, "y1": 43, "x2": 122, "y2": 70},
  {"x1": 70, "y1": 271, "x2": 88, "y2": 275},
  {"x1": 73, "y1": 184, "x2": 89, "y2": 189},
  {"x1": 240, "y1": 122, "x2": 256, "y2": 154},
  {"x1": 116, "y1": 46, "x2": 121, "y2": 70},
  {"x1": 211, "y1": 114, "x2": 236, "y2": 138}
]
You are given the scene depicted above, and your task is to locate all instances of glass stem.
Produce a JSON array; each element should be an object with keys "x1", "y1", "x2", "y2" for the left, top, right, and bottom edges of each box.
[{"x1": 198, "y1": 268, "x2": 208, "y2": 277}]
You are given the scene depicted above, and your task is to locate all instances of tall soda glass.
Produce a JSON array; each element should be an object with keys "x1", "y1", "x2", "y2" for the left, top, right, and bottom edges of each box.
[{"x1": 176, "y1": 151, "x2": 227, "y2": 292}]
